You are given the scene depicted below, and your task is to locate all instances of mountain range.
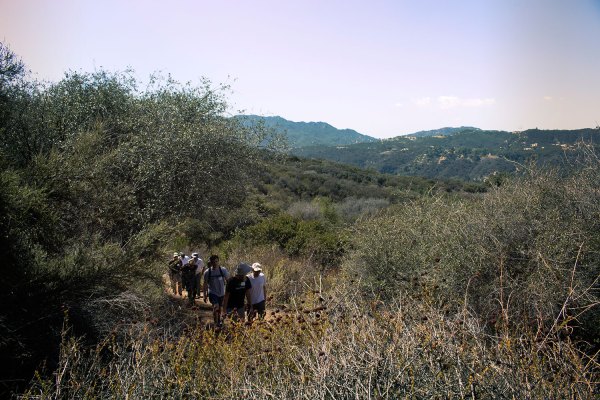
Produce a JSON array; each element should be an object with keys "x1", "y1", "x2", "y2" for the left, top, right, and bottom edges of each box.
[
  {"x1": 295, "y1": 127, "x2": 600, "y2": 181},
  {"x1": 238, "y1": 115, "x2": 600, "y2": 181},
  {"x1": 234, "y1": 115, "x2": 377, "y2": 148}
]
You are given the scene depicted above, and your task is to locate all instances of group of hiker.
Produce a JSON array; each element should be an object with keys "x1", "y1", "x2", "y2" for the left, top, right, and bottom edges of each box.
[{"x1": 168, "y1": 253, "x2": 267, "y2": 327}]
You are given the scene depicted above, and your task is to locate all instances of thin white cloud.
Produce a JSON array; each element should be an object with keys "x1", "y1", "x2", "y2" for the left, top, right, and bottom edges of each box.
[
  {"x1": 543, "y1": 96, "x2": 553, "y2": 101},
  {"x1": 394, "y1": 102, "x2": 404, "y2": 108},
  {"x1": 438, "y1": 96, "x2": 460, "y2": 109},
  {"x1": 412, "y1": 97, "x2": 431, "y2": 107},
  {"x1": 438, "y1": 96, "x2": 495, "y2": 109}
]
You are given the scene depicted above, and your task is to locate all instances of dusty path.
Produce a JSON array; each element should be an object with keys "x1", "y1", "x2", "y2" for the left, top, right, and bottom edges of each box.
[
  {"x1": 163, "y1": 274, "x2": 215, "y2": 326},
  {"x1": 168, "y1": 291, "x2": 240, "y2": 331}
]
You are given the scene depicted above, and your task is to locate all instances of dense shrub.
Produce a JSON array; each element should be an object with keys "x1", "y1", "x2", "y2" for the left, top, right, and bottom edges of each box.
[
  {"x1": 335, "y1": 196, "x2": 390, "y2": 221},
  {"x1": 231, "y1": 213, "x2": 346, "y2": 268},
  {"x1": 344, "y1": 156, "x2": 600, "y2": 345},
  {"x1": 287, "y1": 200, "x2": 322, "y2": 220}
]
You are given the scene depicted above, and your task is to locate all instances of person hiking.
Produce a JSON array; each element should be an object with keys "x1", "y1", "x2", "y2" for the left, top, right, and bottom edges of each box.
[
  {"x1": 168, "y1": 252, "x2": 183, "y2": 296},
  {"x1": 179, "y1": 252, "x2": 190, "y2": 292},
  {"x1": 247, "y1": 263, "x2": 267, "y2": 320},
  {"x1": 203, "y1": 255, "x2": 230, "y2": 327},
  {"x1": 222, "y1": 264, "x2": 253, "y2": 322},
  {"x1": 191, "y1": 252, "x2": 205, "y2": 299},
  {"x1": 181, "y1": 258, "x2": 197, "y2": 306}
]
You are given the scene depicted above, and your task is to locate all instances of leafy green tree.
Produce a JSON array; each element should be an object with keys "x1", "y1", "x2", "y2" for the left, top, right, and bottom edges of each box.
[
  {"x1": 0, "y1": 45, "x2": 283, "y2": 395},
  {"x1": 0, "y1": 42, "x2": 25, "y2": 85},
  {"x1": 0, "y1": 42, "x2": 35, "y2": 165}
]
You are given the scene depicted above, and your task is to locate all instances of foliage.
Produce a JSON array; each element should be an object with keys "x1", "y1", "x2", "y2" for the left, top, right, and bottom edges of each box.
[
  {"x1": 0, "y1": 43, "x2": 282, "y2": 396},
  {"x1": 256, "y1": 154, "x2": 483, "y2": 212},
  {"x1": 0, "y1": 42, "x2": 26, "y2": 86},
  {"x1": 229, "y1": 213, "x2": 346, "y2": 268},
  {"x1": 344, "y1": 153, "x2": 600, "y2": 345},
  {"x1": 407, "y1": 126, "x2": 480, "y2": 137}
]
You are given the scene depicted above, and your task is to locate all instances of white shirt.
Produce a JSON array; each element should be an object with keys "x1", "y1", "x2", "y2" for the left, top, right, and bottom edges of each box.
[
  {"x1": 193, "y1": 258, "x2": 205, "y2": 275},
  {"x1": 181, "y1": 256, "x2": 190, "y2": 268},
  {"x1": 248, "y1": 273, "x2": 266, "y2": 304}
]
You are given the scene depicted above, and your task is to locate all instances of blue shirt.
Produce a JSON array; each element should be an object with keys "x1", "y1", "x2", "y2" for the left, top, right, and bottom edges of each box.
[{"x1": 203, "y1": 267, "x2": 229, "y2": 297}]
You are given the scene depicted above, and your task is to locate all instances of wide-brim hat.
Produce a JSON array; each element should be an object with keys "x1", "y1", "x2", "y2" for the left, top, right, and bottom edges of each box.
[{"x1": 235, "y1": 263, "x2": 252, "y2": 275}]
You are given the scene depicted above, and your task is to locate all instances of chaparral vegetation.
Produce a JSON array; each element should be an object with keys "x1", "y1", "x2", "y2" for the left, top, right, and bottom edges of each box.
[{"x1": 1, "y1": 42, "x2": 598, "y2": 399}]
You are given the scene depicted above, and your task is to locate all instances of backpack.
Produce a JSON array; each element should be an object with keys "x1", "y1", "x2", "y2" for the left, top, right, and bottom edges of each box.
[
  {"x1": 169, "y1": 259, "x2": 182, "y2": 274},
  {"x1": 207, "y1": 266, "x2": 225, "y2": 280},
  {"x1": 182, "y1": 263, "x2": 195, "y2": 280}
]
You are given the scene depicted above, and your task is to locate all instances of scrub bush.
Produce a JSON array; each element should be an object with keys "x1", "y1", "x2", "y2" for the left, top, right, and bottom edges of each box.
[{"x1": 344, "y1": 155, "x2": 600, "y2": 346}]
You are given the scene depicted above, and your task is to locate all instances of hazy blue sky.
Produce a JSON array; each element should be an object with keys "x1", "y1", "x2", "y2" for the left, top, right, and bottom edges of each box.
[{"x1": 1, "y1": 0, "x2": 599, "y2": 138}]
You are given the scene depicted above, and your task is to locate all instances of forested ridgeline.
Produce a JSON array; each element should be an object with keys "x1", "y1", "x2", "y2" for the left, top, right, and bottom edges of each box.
[
  {"x1": 1, "y1": 43, "x2": 599, "y2": 398},
  {"x1": 293, "y1": 126, "x2": 600, "y2": 180}
]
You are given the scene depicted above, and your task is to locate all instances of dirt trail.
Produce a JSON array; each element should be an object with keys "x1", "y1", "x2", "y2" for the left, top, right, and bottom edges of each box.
[
  {"x1": 163, "y1": 274, "x2": 214, "y2": 325},
  {"x1": 167, "y1": 290, "x2": 219, "y2": 326}
]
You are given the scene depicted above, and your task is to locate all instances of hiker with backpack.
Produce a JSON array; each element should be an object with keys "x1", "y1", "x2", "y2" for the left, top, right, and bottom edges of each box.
[
  {"x1": 181, "y1": 258, "x2": 197, "y2": 306},
  {"x1": 203, "y1": 255, "x2": 230, "y2": 327},
  {"x1": 191, "y1": 252, "x2": 205, "y2": 299},
  {"x1": 168, "y1": 252, "x2": 183, "y2": 296},
  {"x1": 222, "y1": 264, "x2": 253, "y2": 322}
]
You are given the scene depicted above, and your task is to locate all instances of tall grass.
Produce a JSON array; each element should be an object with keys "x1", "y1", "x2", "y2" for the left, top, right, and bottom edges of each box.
[{"x1": 21, "y1": 285, "x2": 598, "y2": 399}]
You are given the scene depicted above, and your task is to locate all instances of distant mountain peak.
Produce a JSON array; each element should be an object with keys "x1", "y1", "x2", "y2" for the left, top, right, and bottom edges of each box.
[{"x1": 234, "y1": 115, "x2": 377, "y2": 148}]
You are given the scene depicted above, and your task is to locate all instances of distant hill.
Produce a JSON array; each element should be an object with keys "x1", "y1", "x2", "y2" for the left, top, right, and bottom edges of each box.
[
  {"x1": 406, "y1": 126, "x2": 481, "y2": 138},
  {"x1": 293, "y1": 128, "x2": 600, "y2": 181},
  {"x1": 234, "y1": 115, "x2": 377, "y2": 148}
]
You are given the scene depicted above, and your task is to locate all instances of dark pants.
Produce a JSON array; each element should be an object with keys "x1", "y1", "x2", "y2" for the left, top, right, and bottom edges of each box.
[
  {"x1": 193, "y1": 274, "x2": 201, "y2": 298},
  {"x1": 183, "y1": 275, "x2": 196, "y2": 304},
  {"x1": 250, "y1": 300, "x2": 266, "y2": 319}
]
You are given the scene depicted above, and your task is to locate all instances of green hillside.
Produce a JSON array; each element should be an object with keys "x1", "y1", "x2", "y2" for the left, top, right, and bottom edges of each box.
[
  {"x1": 234, "y1": 114, "x2": 377, "y2": 148},
  {"x1": 407, "y1": 126, "x2": 481, "y2": 137},
  {"x1": 294, "y1": 128, "x2": 600, "y2": 180},
  {"x1": 256, "y1": 154, "x2": 485, "y2": 208}
]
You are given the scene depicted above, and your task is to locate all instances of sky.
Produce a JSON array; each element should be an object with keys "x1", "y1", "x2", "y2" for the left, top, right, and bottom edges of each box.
[{"x1": 1, "y1": 0, "x2": 599, "y2": 138}]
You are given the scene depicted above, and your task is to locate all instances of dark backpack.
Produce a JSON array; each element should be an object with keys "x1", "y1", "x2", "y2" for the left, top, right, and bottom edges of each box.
[
  {"x1": 182, "y1": 263, "x2": 195, "y2": 280},
  {"x1": 169, "y1": 259, "x2": 182, "y2": 274},
  {"x1": 207, "y1": 266, "x2": 225, "y2": 281}
]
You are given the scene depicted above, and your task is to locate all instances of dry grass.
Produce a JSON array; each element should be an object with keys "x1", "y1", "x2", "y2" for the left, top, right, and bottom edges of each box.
[{"x1": 21, "y1": 284, "x2": 598, "y2": 399}]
